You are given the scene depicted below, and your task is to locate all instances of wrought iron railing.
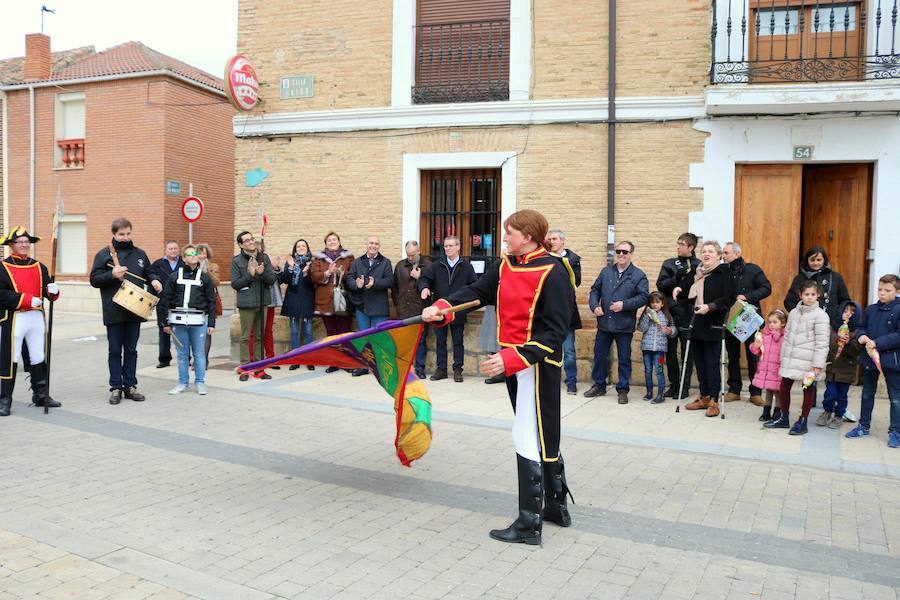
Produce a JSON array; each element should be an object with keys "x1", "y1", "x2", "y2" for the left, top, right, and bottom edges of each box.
[
  {"x1": 413, "y1": 18, "x2": 510, "y2": 104},
  {"x1": 711, "y1": 0, "x2": 900, "y2": 83}
]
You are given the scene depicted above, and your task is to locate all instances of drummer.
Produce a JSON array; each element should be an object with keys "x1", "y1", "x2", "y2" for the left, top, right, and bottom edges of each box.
[
  {"x1": 89, "y1": 218, "x2": 162, "y2": 405},
  {"x1": 162, "y1": 244, "x2": 216, "y2": 395}
]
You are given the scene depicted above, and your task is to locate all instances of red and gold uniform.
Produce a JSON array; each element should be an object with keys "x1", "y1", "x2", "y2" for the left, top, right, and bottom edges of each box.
[
  {"x1": 0, "y1": 228, "x2": 59, "y2": 417},
  {"x1": 432, "y1": 244, "x2": 574, "y2": 543}
]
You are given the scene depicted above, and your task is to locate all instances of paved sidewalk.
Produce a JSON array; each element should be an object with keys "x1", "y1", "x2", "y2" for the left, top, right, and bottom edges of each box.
[{"x1": 0, "y1": 312, "x2": 898, "y2": 599}]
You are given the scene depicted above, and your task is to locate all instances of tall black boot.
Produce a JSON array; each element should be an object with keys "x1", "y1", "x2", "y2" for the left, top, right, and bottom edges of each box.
[
  {"x1": 0, "y1": 364, "x2": 16, "y2": 417},
  {"x1": 543, "y1": 455, "x2": 574, "y2": 527},
  {"x1": 489, "y1": 454, "x2": 543, "y2": 545},
  {"x1": 29, "y1": 362, "x2": 60, "y2": 408}
]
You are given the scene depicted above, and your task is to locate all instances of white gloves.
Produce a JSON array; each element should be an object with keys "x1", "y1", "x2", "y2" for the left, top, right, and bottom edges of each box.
[
  {"x1": 31, "y1": 297, "x2": 43, "y2": 308},
  {"x1": 47, "y1": 283, "x2": 59, "y2": 295}
]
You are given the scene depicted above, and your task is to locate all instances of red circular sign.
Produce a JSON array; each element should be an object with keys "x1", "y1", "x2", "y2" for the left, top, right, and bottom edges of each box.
[
  {"x1": 181, "y1": 196, "x2": 204, "y2": 222},
  {"x1": 224, "y1": 55, "x2": 259, "y2": 111}
]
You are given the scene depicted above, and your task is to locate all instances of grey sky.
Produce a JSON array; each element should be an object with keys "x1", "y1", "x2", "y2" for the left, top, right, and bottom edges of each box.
[{"x1": 1, "y1": 0, "x2": 237, "y2": 78}]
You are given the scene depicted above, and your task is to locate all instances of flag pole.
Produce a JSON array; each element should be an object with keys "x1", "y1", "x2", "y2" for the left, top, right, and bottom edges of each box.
[
  {"x1": 45, "y1": 191, "x2": 62, "y2": 414},
  {"x1": 400, "y1": 299, "x2": 482, "y2": 326}
]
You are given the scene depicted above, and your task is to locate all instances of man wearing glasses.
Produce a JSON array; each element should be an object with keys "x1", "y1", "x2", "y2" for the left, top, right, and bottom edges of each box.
[
  {"x1": 231, "y1": 231, "x2": 276, "y2": 380},
  {"x1": 584, "y1": 241, "x2": 649, "y2": 404},
  {"x1": 656, "y1": 233, "x2": 700, "y2": 399}
]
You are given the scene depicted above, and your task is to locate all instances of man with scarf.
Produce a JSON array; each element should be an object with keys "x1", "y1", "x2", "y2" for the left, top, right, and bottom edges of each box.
[
  {"x1": 90, "y1": 218, "x2": 162, "y2": 405},
  {"x1": 0, "y1": 227, "x2": 60, "y2": 417}
]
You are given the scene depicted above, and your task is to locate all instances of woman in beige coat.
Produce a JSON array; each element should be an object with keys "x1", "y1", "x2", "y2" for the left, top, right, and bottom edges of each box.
[{"x1": 765, "y1": 280, "x2": 830, "y2": 435}]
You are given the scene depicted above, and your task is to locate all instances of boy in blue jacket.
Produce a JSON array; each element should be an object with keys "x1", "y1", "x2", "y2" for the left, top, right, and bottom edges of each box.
[{"x1": 845, "y1": 274, "x2": 900, "y2": 447}]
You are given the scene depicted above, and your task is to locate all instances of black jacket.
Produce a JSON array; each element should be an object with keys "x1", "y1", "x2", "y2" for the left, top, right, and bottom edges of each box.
[
  {"x1": 278, "y1": 258, "x2": 315, "y2": 319},
  {"x1": 419, "y1": 257, "x2": 478, "y2": 323},
  {"x1": 90, "y1": 240, "x2": 160, "y2": 326},
  {"x1": 784, "y1": 265, "x2": 851, "y2": 323},
  {"x1": 163, "y1": 266, "x2": 217, "y2": 328},
  {"x1": 347, "y1": 253, "x2": 393, "y2": 317},
  {"x1": 554, "y1": 249, "x2": 583, "y2": 330},
  {"x1": 151, "y1": 256, "x2": 185, "y2": 325},
  {"x1": 678, "y1": 263, "x2": 736, "y2": 342},
  {"x1": 657, "y1": 255, "x2": 700, "y2": 327},
  {"x1": 727, "y1": 257, "x2": 771, "y2": 310}
]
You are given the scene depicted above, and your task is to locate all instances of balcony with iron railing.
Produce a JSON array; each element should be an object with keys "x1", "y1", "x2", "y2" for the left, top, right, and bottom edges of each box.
[
  {"x1": 412, "y1": 18, "x2": 510, "y2": 104},
  {"x1": 710, "y1": 0, "x2": 900, "y2": 84}
]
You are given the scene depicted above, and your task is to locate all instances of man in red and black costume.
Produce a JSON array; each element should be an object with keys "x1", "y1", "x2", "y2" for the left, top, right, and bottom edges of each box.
[
  {"x1": 0, "y1": 227, "x2": 60, "y2": 417},
  {"x1": 423, "y1": 209, "x2": 573, "y2": 546}
]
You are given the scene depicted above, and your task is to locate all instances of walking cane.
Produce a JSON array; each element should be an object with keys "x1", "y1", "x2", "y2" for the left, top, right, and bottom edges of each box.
[
  {"x1": 675, "y1": 311, "x2": 697, "y2": 413},
  {"x1": 718, "y1": 325, "x2": 727, "y2": 420}
]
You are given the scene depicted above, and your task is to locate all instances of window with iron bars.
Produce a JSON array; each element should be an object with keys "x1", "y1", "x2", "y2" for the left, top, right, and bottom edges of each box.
[
  {"x1": 413, "y1": 0, "x2": 511, "y2": 103},
  {"x1": 419, "y1": 169, "x2": 501, "y2": 267}
]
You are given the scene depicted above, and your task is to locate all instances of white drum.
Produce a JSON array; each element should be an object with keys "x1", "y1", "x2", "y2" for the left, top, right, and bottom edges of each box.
[{"x1": 168, "y1": 309, "x2": 206, "y2": 326}]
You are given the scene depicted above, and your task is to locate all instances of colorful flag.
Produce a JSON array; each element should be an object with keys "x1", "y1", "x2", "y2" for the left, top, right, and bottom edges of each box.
[
  {"x1": 51, "y1": 187, "x2": 65, "y2": 241},
  {"x1": 260, "y1": 212, "x2": 268, "y2": 238},
  {"x1": 866, "y1": 345, "x2": 883, "y2": 374},
  {"x1": 239, "y1": 319, "x2": 432, "y2": 467},
  {"x1": 835, "y1": 319, "x2": 850, "y2": 358}
]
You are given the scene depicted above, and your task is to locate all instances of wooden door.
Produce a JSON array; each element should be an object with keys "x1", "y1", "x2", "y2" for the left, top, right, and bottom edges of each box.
[
  {"x1": 802, "y1": 164, "x2": 872, "y2": 305},
  {"x1": 734, "y1": 164, "x2": 803, "y2": 316}
]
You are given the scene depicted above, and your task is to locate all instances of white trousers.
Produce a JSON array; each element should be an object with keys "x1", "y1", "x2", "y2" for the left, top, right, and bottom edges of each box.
[
  {"x1": 14, "y1": 310, "x2": 45, "y2": 364},
  {"x1": 512, "y1": 367, "x2": 541, "y2": 462}
]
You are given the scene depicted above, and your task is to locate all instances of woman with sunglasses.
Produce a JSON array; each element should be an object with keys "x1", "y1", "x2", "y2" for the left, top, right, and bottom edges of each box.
[{"x1": 163, "y1": 244, "x2": 217, "y2": 395}]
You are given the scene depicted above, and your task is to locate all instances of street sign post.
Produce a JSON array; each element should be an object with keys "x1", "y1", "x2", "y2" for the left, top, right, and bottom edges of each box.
[{"x1": 182, "y1": 193, "x2": 203, "y2": 244}]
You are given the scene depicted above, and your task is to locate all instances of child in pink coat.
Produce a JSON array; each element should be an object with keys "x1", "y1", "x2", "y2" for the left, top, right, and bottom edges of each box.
[{"x1": 749, "y1": 309, "x2": 788, "y2": 423}]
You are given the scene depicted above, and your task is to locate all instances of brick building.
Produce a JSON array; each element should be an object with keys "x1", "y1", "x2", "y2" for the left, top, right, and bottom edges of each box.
[
  {"x1": 0, "y1": 34, "x2": 235, "y2": 288},
  {"x1": 230, "y1": 0, "x2": 900, "y2": 375}
]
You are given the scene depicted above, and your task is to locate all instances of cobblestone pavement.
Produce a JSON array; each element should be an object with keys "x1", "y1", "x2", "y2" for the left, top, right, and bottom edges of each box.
[{"x1": 1, "y1": 312, "x2": 898, "y2": 599}]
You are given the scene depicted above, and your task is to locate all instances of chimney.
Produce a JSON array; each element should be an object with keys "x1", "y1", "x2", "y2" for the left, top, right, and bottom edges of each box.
[{"x1": 24, "y1": 33, "x2": 52, "y2": 80}]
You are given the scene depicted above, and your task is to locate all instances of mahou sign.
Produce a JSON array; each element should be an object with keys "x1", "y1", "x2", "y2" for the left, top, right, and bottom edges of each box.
[{"x1": 225, "y1": 55, "x2": 259, "y2": 111}]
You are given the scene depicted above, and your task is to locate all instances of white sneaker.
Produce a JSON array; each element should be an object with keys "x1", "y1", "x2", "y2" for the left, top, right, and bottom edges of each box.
[
  {"x1": 196, "y1": 383, "x2": 208, "y2": 395},
  {"x1": 168, "y1": 384, "x2": 188, "y2": 395}
]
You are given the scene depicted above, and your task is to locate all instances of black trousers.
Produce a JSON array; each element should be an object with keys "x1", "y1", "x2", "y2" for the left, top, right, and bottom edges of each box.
[
  {"x1": 666, "y1": 327, "x2": 694, "y2": 395},
  {"x1": 692, "y1": 339, "x2": 724, "y2": 399},
  {"x1": 725, "y1": 334, "x2": 760, "y2": 396},
  {"x1": 158, "y1": 325, "x2": 172, "y2": 364},
  {"x1": 435, "y1": 322, "x2": 465, "y2": 371},
  {"x1": 108, "y1": 321, "x2": 141, "y2": 391}
]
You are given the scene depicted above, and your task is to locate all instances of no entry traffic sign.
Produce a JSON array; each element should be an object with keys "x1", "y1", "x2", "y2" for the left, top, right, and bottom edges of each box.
[{"x1": 181, "y1": 196, "x2": 204, "y2": 222}]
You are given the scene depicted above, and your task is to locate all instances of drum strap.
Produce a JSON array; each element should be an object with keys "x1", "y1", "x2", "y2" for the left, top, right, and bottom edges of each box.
[{"x1": 176, "y1": 268, "x2": 203, "y2": 309}]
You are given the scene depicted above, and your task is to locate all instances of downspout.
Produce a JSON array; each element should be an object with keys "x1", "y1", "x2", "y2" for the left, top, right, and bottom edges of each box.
[
  {"x1": 29, "y1": 84, "x2": 35, "y2": 243},
  {"x1": 1, "y1": 90, "x2": 8, "y2": 242},
  {"x1": 606, "y1": 0, "x2": 616, "y2": 265}
]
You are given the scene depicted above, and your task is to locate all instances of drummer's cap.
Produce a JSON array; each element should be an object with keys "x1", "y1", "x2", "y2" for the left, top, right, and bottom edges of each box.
[{"x1": 1, "y1": 226, "x2": 40, "y2": 245}]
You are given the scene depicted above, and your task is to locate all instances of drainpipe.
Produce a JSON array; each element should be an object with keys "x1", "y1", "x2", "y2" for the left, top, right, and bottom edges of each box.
[
  {"x1": 606, "y1": 0, "x2": 616, "y2": 265},
  {"x1": 1, "y1": 89, "x2": 8, "y2": 240},
  {"x1": 29, "y1": 84, "x2": 35, "y2": 243}
]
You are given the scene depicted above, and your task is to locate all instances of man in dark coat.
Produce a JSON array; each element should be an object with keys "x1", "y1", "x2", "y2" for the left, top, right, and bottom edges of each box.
[
  {"x1": 347, "y1": 236, "x2": 393, "y2": 376},
  {"x1": 419, "y1": 236, "x2": 477, "y2": 382},
  {"x1": 151, "y1": 240, "x2": 185, "y2": 368},
  {"x1": 0, "y1": 227, "x2": 60, "y2": 417},
  {"x1": 656, "y1": 233, "x2": 700, "y2": 399},
  {"x1": 90, "y1": 218, "x2": 162, "y2": 405},
  {"x1": 392, "y1": 240, "x2": 431, "y2": 379},
  {"x1": 722, "y1": 242, "x2": 772, "y2": 405},
  {"x1": 231, "y1": 230, "x2": 276, "y2": 381},
  {"x1": 585, "y1": 241, "x2": 650, "y2": 404},
  {"x1": 548, "y1": 229, "x2": 583, "y2": 395}
]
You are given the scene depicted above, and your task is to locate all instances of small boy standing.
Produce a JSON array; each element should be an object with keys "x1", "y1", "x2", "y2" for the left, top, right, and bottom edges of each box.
[
  {"x1": 816, "y1": 301, "x2": 862, "y2": 429},
  {"x1": 845, "y1": 274, "x2": 900, "y2": 447}
]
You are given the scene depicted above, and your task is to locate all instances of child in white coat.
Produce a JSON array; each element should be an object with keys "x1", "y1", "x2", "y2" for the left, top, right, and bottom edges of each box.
[{"x1": 764, "y1": 280, "x2": 830, "y2": 435}]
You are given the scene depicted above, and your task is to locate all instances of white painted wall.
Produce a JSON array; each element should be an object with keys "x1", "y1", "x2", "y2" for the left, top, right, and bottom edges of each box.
[{"x1": 689, "y1": 114, "x2": 900, "y2": 303}]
